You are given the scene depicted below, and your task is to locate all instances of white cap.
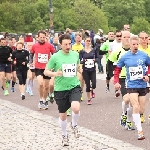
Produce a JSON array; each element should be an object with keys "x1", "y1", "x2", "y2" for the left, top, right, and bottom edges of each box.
[
  {"x1": 28, "y1": 33, "x2": 32, "y2": 35},
  {"x1": 99, "y1": 29, "x2": 103, "y2": 33}
]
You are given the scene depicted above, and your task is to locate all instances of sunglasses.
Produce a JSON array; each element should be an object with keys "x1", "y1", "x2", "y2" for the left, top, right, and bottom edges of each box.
[
  {"x1": 140, "y1": 37, "x2": 148, "y2": 40},
  {"x1": 116, "y1": 35, "x2": 122, "y2": 37}
]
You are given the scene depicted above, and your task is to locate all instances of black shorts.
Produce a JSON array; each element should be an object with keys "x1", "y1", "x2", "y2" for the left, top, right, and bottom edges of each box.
[
  {"x1": 35, "y1": 68, "x2": 51, "y2": 80},
  {"x1": 30, "y1": 69, "x2": 35, "y2": 72},
  {"x1": 54, "y1": 85, "x2": 81, "y2": 113},
  {"x1": 127, "y1": 88, "x2": 147, "y2": 96},
  {"x1": 0, "y1": 63, "x2": 11, "y2": 73},
  {"x1": 119, "y1": 78, "x2": 127, "y2": 97},
  {"x1": 12, "y1": 64, "x2": 16, "y2": 72}
]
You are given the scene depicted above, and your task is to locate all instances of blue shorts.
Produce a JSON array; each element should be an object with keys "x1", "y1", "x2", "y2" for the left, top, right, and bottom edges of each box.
[{"x1": 0, "y1": 63, "x2": 11, "y2": 73}]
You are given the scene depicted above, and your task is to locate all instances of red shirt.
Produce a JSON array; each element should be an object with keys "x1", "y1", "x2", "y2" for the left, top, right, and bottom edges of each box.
[
  {"x1": 11, "y1": 46, "x2": 16, "y2": 51},
  {"x1": 31, "y1": 42, "x2": 55, "y2": 69}
]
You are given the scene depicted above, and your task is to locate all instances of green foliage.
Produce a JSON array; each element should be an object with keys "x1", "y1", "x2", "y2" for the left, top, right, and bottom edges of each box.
[
  {"x1": 131, "y1": 18, "x2": 150, "y2": 35},
  {"x1": 73, "y1": 0, "x2": 108, "y2": 33},
  {"x1": 0, "y1": 0, "x2": 150, "y2": 34}
]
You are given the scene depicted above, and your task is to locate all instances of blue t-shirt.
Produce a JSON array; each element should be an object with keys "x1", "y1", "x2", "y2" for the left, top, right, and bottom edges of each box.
[{"x1": 117, "y1": 50, "x2": 150, "y2": 88}]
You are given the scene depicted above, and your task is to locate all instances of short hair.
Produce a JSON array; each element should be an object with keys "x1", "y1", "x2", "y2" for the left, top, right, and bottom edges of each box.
[
  {"x1": 115, "y1": 30, "x2": 122, "y2": 34},
  {"x1": 107, "y1": 31, "x2": 114, "y2": 34},
  {"x1": 16, "y1": 41, "x2": 24, "y2": 47},
  {"x1": 138, "y1": 31, "x2": 148, "y2": 37},
  {"x1": 0, "y1": 38, "x2": 6, "y2": 41},
  {"x1": 75, "y1": 32, "x2": 82, "y2": 37},
  {"x1": 37, "y1": 30, "x2": 46, "y2": 37},
  {"x1": 59, "y1": 34, "x2": 71, "y2": 44},
  {"x1": 130, "y1": 36, "x2": 139, "y2": 43}
]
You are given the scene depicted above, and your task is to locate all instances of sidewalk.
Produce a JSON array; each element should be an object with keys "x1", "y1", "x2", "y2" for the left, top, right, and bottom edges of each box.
[{"x1": 0, "y1": 99, "x2": 144, "y2": 150}]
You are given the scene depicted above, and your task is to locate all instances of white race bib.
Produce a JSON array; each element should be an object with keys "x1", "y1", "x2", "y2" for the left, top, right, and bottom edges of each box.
[
  {"x1": 29, "y1": 65, "x2": 35, "y2": 69},
  {"x1": 85, "y1": 59, "x2": 94, "y2": 68},
  {"x1": 38, "y1": 53, "x2": 48, "y2": 63},
  {"x1": 129, "y1": 66, "x2": 143, "y2": 80},
  {"x1": 62, "y1": 64, "x2": 77, "y2": 77}
]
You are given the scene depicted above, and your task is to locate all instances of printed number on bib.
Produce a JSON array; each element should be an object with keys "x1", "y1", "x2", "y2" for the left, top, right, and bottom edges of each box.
[
  {"x1": 62, "y1": 64, "x2": 76, "y2": 77},
  {"x1": 129, "y1": 66, "x2": 143, "y2": 80},
  {"x1": 85, "y1": 59, "x2": 94, "y2": 68},
  {"x1": 38, "y1": 53, "x2": 48, "y2": 63}
]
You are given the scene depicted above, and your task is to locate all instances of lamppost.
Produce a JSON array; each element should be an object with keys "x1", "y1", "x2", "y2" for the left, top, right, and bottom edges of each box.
[{"x1": 49, "y1": 0, "x2": 54, "y2": 36}]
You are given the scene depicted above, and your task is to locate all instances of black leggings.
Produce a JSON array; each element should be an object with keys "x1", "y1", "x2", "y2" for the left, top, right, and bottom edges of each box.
[
  {"x1": 16, "y1": 69, "x2": 27, "y2": 85},
  {"x1": 82, "y1": 70, "x2": 96, "y2": 92}
]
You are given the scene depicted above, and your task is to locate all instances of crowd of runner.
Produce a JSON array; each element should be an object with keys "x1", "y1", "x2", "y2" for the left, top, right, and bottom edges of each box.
[{"x1": 1, "y1": 24, "x2": 150, "y2": 146}]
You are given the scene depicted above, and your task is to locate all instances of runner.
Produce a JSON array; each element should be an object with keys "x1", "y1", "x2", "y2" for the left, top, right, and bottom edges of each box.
[
  {"x1": 30, "y1": 30, "x2": 55, "y2": 110},
  {"x1": 44, "y1": 34, "x2": 81, "y2": 146},
  {"x1": 138, "y1": 31, "x2": 150, "y2": 122},
  {"x1": 114, "y1": 36, "x2": 150, "y2": 140},
  {"x1": 26, "y1": 42, "x2": 35, "y2": 96},
  {"x1": 108, "y1": 30, "x2": 135, "y2": 130},
  {"x1": 8, "y1": 38, "x2": 17, "y2": 92},
  {"x1": 101, "y1": 31, "x2": 115, "y2": 92},
  {"x1": 72, "y1": 32, "x2": 84, "y2": 102},
  {"x1": 0, "y1": 38, "x2": 12, "y2": 95},
  {"x1": 12, "y1": 42, "x2": 29, "y2": 100},
  {"x1": 79, "y1": 37, "x2": 97, "y2": 105}
]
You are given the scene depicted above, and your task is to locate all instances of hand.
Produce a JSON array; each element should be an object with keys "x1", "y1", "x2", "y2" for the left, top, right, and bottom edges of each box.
[
  {"x1": 55, "y1": 69, "x2": 63, "y2": 76},
  {"x1": 14, "y1": 61, "x2": 16, "y2": 65},
  {"x1": 143, "y1": 76, "x2": 149, "y2": 82},
  {"x1": 22, "y1": 62, "x2": 25, "y2": 65},
  {"x1": 8, "y1": 57, "x2": 11, "y2": 61},
  {"x1": 114, "y1": 82, "x2": 121, "y2": 90}
]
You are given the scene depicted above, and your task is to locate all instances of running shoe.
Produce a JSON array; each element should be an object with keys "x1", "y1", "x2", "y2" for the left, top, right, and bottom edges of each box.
[
  {"x1": 50, "y1": 93, "x2": 54, "y2": 104},
  {"x1": 26, "y1": 89, "x2": 30, "y2": 93},
  {"x1": 106, "y1": 87, "x2": 110, "y2": 93},
  {"x1": 140, "y1": 114, "x2": 145, "y2": 123},
  {"x1": 71, "y1": 124, "x2": 80, "y2": 138},
  {"x1": 67, "y1": 109, "x2": 71, "y2": 116},
  {"x1": 115, "y1": 90, "x2": 120, "y2": 97},
  {"x1": 138, "y1": 131, "x2": 145, "y2": 140},
  {"x1": 29, "y1": 90, "x2": 33, "y2": 96},
  {"x1": 5, "y1": 82, "x2": 9, "y2": 88},
  {"x1": 120, "y1": 115, "x2": 127, "y2": 126},
  {"x1": 21, "y1": 95, "x2": 25, "y2": 100},
  {"x1": 81, "y1": 92, "x2": 84, "y2": 101},
  {"x1": 38, "y1": 101, "x2": 44, "y2": 109},
  {"x1": 125, "y1": 122, "x2": 135, "y2": 130},
  {"x1": 11, "y1": 87, "x2": 15, "y2": 92},
  {"x1": 1, "y1": 86, "x2": 4, "y2": 90},
  {"x1": 87, "y1": 100, "x2": 92, "y2": 105},
  {"x1": 43, "y1": 101, "x2": 49, "y2": 110},
  {"x1": 62, "y1": 135, "x2": 69, "y2": 146},
  {"x1": 4, "y1": 90, "x2": 9, "y2": 96}
]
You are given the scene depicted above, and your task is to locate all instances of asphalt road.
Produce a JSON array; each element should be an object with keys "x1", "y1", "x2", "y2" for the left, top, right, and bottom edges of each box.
[{"x1": 1, "y1": 75, "x2": 150, "y2": 150}]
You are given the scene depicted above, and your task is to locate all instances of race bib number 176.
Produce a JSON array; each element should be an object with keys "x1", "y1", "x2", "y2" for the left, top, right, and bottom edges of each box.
[{"x1": 62, "y1": 64, "x2": 77, "y2": 77}]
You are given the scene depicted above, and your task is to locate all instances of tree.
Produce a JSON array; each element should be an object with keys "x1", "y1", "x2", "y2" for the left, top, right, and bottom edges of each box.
[
  {"x1": 73, "y1": 0, "x2": 109, "y2": 33},
  {"x1": 131, "y1": 18, "x2": 150, "y2": 35},
  {"x1": 102, "y1": 0, "x2": 145, "y2": 30}
]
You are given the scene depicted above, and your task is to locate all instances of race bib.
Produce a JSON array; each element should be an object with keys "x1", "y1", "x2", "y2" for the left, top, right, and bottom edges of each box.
[
  {"x1": 62, "y1": 64, "x2": 77, "y2": 77},
  {"x1": 29, "y1": 65, "x2": 35, "y2": 69},
  {"x1": 85, "y1": 59, "x2": 94, "y2": 68},
  {"x1": 129, "y1": 66, "x2": 143, "y2": 80},
  {"x1": 38, "y1": 53, "x2": 48, "y2": 63}
]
